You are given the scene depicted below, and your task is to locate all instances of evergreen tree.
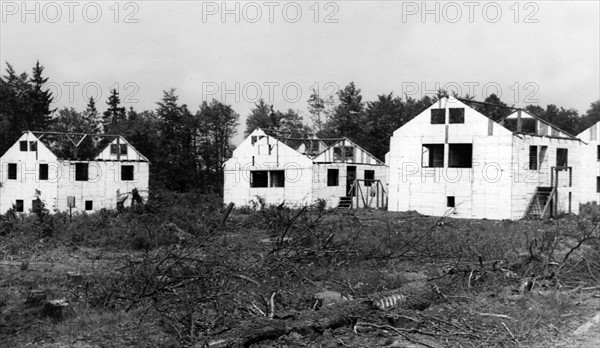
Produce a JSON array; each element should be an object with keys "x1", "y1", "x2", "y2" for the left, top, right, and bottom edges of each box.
[
  {"x1": 578, "y1": 100, "x2": 600, "y2": 133},
  {"x1": 364, "y1": 93, "x2": 405, "y2": 160},
  {"x1": 322, "y1": 82, "x2": 365, "y2": 142},
  {"x1": 472, "y1": 94, "x2": 511, "y2": 122},
  {"x1": 155, "y1": 89, "x2": 200, "y2": 191},
  {"x1": 245, "y1": 99, "x2": 272, "y2": 135},
  {"x1": 28, "y1": 61, "x2": 55, "y2": 130},
  {"x1": 102, "y1": 89, "x2": 126, "y2": 132},
  {"x1": 83, "y1": 97, "x2": 101, "y2": 132},
  {"x1": 198, "y1": 99, "x2": 239, "y2": 192},
  {"x1": 0, "y1": 62, "x2": 54, "y2": 155}
]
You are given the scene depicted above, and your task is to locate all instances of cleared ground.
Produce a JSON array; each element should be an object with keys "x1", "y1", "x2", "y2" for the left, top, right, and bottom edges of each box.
[{"x1": 1, "y1": 193, "x2": 599, "y2": 347}]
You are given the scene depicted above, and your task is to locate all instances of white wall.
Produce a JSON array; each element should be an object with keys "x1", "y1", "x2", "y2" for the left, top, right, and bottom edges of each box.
[
  {"x1": 0, "y1": 132, "x2": 150, "y2": 215},
  {"x1": 511, "y1": 136, "x2": 582, "y2": 218},
  {"x1": 224, "y1": 129, "x2": 389, "y2": 209},
  {"x1": 311, "y1": 163, "x2": 388, "y2": 208},
  {"x1": 0, "y1": 132, "x2": 60, "y2": 213},
  {"x1": 55, "y1": 161, "x2": 150, "y2": 213},
  {"x1": 576, "y1": 122, "x2": 600, "y2": 205},
  {"x1": 224, "y1": 129, "x2": 315, "y2": 207},
  {"x1": 388, "y1": 97, "x2": 517, "y2": 219},
  {"x1": 95, "y1": 137, "x2": 149, "y2": 161}
]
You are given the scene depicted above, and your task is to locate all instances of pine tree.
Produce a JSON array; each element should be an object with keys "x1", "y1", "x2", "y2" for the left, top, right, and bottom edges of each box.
[
  {"x1": 102, "y1": 89, "x2": 126, "y2": 132},
  {"x1": 245, "y1": 99, "x2": 272, "y2": 135},
  {"x1": 323, "y1": 82, "x2": 365, "y2": 141},
  {"x1": 83, "y1": 97, "x2": 101, "y2": 133},
  {"x1": 29, "y1": 61, "x2": 55, "y2": 130}
]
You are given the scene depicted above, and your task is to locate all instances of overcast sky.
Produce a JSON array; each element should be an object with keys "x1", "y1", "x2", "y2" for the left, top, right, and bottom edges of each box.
[{"x1": 1, "y1": 0, "x2": 599, "y2": 144}]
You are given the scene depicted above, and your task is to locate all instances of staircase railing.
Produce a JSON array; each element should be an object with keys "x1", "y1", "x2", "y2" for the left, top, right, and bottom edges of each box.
[
  {"x1": 540, "y1": 187, "x2": 556, "y2": 219},
  {"x1": 346, "y1": 179, "x2": 387, "y2": 209},
  {"x1": 524, "y1": 187, "x2": 539, "y2": 218}
]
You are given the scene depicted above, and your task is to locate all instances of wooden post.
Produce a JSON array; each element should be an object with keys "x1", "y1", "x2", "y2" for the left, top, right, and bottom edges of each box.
[
  {"x1": 376, "y1": 182, "x2": 380, "y2": 209},
  {"x1": 220, "y1": 202, "x2": 235, "y2": 229}
]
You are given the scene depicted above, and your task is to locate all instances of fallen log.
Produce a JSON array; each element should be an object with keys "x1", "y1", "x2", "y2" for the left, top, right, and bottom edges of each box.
[{"x1": 199, "y1": 281, "x2": 436, "y2": 348}]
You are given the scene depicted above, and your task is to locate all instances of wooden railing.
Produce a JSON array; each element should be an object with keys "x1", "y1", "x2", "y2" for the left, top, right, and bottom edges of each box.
[{"x1": 347, "y1": 179, "x2": 387, "y2": 209}]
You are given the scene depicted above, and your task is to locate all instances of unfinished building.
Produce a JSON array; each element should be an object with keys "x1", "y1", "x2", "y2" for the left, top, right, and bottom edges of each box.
[
  {"x1": 387, "y1": 97, "x2": 589, "y2": 219},
  {"x1": 224, "y1": 129, "x2": 388, "y2": 209},
  {"x1": 576, "y1": 121, "x2": 600, "y2": 206},
  {"x1": 0, "y1": 131, "x2": 150, "y2": 215}
]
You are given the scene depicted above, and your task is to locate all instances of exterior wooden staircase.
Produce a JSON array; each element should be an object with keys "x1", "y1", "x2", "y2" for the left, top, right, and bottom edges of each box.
[
  {"x1": 338, "y1": 179, "x2": 387, "y2": 209},
  {"x1": 525, "y1": 186, "x2": 555, "y2": 219},
  {"x1": 337, "y1": 196, "x2": 352, "y2": 209}
]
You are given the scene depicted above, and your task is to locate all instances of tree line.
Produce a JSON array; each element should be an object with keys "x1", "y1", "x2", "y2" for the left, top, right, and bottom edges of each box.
[{"x1": 2, "y1": 62, "x2": 599, "y2": 192}]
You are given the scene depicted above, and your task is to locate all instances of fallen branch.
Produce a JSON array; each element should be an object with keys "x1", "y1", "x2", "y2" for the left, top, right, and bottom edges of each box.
[
  {"x1": 354, "y1": 321, "x2": 437, "y2": 348},
  {"x1": 268, "y1": 291, "x2": 277, "y2": 319},
  {"x1": 479, "y1": 312, "x2": 512, "y2": 320},
  {"x1": 202, "y1": 281, "x2": 436, "y2": 347}
]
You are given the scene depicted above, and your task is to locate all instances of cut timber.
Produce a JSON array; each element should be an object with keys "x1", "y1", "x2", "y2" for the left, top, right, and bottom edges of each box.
[{"x1": 200, "y1": 281, "x2": 435, "y2": 348}]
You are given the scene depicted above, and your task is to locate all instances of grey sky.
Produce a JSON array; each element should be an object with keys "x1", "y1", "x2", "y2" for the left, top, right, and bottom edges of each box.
[{"x1": 1, "y1": 1, "x2": 599, "y2": 144}]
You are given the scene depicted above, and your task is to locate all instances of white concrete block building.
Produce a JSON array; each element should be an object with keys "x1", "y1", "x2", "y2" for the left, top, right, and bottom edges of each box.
[
  {"x1": 387, "y1": 97, "x2": 589, "y2": 220},
  {"x1": 0, "y1": 131, "x2": 150, "y2": 215},
  {"x1": 224, "y1": 129, "x2": 388, "y2": 209},
  {"x1": 576, "y1": 121, "x2": 600, "y2": 205}
]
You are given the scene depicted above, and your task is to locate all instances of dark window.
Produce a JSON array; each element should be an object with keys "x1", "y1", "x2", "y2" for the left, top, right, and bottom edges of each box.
[
  {"x1": 449, "y1": 108, "x2": 465, "y2": 123},
  {"x1": 8, "y1": 163, "x2": 17, "y2": 180},
  {"x1": 39, "y1": 163, "x2": 49, "y2": 180},
  {"x1": 85, "y1": 200, "x2": 93, "y2": 211},
  {"x1": 250, "y1": 171, "x2": 268, "y2": 187},
  {"x1": 269, "y1": 170, "x2": 285, "y2": 187},
  {"x1": 251, "y1": 136, "x2": 257, "y2": 145},
  {"x1": 521, "y1": 119, "x2": 536, "y2": 134},
  {"x1": 75, "y1": 163, "x2": 89, "y2": 181},
  {"x1": 364, "y1": 170, "x2": 375, "y2": 186},
  {"x1": 15, "y1": 200, "x2": 24, "y2": 212},
  {"x1": 121, "y1": 165, "x2": 134, "y2": 181},
  {"x1": 529, "y1": 146, "x2": 538, "y2": 170},
  {"x1": 110, "y1": 144, "x2": 128, "y2": 155},
  {"x1": 597, "y1": 177, "x2": 600, "y2": 193},
  {"x1": 447, "y1": 196, "x2": 455, "y2": 208},
  {"x1": 504, "y1": 118, "x2": 537, "y2": 133},
  {"x1": 422, "y1": 144, "x2": 444, "y2": 167},
  {"x1": 19, "y1": 141, "x2": 27, "y2": 151},
  {"x1": 597, "y1": 145, "x2": 600, "y2": 161},
  {"x1": 431, "y1": 109, "x2": 445, "y2": 124},
  {"x1": 333, "y1": 146, "x2": 354, "y2": 161},
  {"x1": 29, "y1": 141, "x2": 37, "y2": 151},
  {"x1": 327, "y1": 169, "x2": 339, "y2": 186},
  {"x1": 448, "y1": 144, "x2": 473, "y2": 168},
  {"x1": 557, "y1": 148, "x2": 568, "y2": 167}
]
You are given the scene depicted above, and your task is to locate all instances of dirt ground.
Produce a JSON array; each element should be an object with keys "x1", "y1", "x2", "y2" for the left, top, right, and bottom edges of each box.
[{"x1": 1, "y1": 208, "x2": 599, "y2": 347}]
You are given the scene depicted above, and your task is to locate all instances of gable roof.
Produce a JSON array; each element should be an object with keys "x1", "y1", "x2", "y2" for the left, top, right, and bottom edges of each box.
[
  {"x1": 312, "y1": 137, "x2": 385, "y2": 165},
  {"x1": 576, "y1": 121, "x2": 599, "y2": 142},
  {"x1": 262, "y1": 128, "x2": 328, "y2": 158},
  {"x1": 502, "y1": 110, "x2": 578, "y2": 139},
  {"x1": 28, "y1": 131, "x2": 149, "y2": 162},
  {"x1": 397, "y1": 97, "x2": 580, "y2": 141},
  {"x1": 234, "y1": 128, "x2": 385, "y2": 166}
]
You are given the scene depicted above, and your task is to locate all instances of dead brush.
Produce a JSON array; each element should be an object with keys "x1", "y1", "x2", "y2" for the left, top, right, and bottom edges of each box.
[{"x1": 265, "y1": 204, "x2": 364, "y2": 264}]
